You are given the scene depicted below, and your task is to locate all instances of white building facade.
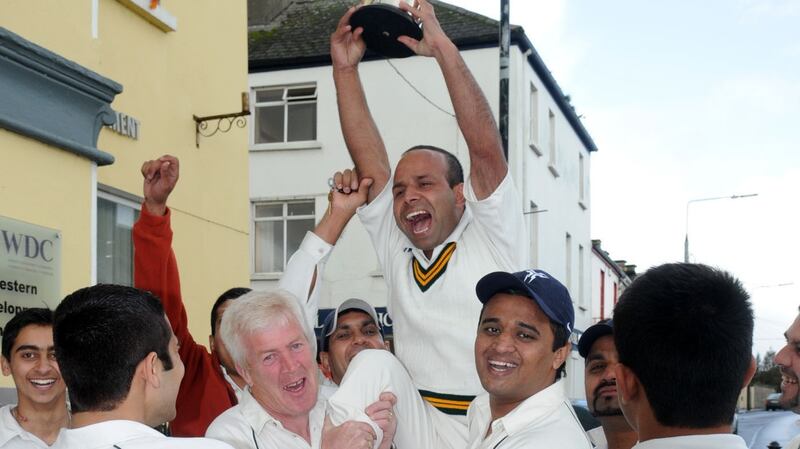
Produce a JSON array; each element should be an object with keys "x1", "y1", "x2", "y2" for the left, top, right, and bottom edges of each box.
[{"x1": 247, "y1": 1, "x2": 597, "y2": 399}]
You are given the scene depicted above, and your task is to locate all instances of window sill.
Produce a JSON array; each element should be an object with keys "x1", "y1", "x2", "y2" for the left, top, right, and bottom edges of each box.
[
  {"x1": 117, "y1": 0, "x2": 177, "y2": 32},
  {"x1": 250, "y1": 141, "x2": 322, "y2": 152},
  {"x1": 529, "y1": 141, "x2": 542, "y2": 156},
  {"x1": 548, "y1": 163, "x2": 560, "y2": 178},
  {"x1": 251, "y1": 272, "x2": 281, "y2": 281}
]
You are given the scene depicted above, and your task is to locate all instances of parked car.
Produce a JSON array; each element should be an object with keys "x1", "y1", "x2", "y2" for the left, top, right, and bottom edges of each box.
[
  {"x1": 571, "y1": 399, "x2": 601, "y2": 431},
  {"x1": 766, "y1": 392, "x2": 783, "y2": 411}
]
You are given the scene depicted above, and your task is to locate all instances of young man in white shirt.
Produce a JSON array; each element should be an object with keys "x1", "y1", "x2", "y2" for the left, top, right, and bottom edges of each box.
[
  {"x1": 466, "y1": 269, "x2": 593, "y2": 449},
  {"x1": 577, "y1": 320, "x2": 636, "y2": 449},
  {"x1": 613, "y1": 263, "x2": 756, "y2": 449},
  {"x1": 51, "y1": 284, "x2": 232, "y2": 449},
  {"x1": 0, "y1": 309, "x2": 68, "y2": 448}
]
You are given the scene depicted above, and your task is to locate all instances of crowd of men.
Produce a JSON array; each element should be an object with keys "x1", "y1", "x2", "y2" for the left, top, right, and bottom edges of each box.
[{"x1": 0, "y1": 1, "x2": 781, "y2": 448}]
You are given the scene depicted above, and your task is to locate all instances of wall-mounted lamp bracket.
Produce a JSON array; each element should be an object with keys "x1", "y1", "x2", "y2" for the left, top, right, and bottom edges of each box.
[{"x1": 193, "y1": 92, "x2": 250, "y2": 148}]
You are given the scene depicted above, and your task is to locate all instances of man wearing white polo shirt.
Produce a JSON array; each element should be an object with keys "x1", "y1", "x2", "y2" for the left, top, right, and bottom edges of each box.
[
  {"x1": 331, "y1": 0, "x2": 527, "y2": 420},
  {"x1": 466, "y1": 269, "x2": 593, "y2": 449},
  {"x1": 613, "y1": 263, "x2": 755, "y2": 449},
  {"x1": 51, "y1": 284, "x2": 233, "y2": 449}
]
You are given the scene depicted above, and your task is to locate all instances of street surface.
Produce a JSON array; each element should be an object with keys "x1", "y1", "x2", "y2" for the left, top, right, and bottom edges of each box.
[{"x1": 739, "y1": 410, "x2": 800, "y2": 449}]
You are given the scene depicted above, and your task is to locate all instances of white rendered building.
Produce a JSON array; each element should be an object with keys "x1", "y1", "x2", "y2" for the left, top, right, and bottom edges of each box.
[{"x1": 247, "y1": 0, "x2": 597, "y2": 399}]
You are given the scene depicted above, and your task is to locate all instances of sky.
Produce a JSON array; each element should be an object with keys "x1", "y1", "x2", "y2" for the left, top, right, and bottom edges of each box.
[{"x1": 449, "y1": 0, "x2": 800, "y2": 357}]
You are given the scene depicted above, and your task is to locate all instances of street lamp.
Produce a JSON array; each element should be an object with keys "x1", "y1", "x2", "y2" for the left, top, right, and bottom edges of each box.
[{"x1": 684, "y1": 193, "x2": 758, "y2": 263}]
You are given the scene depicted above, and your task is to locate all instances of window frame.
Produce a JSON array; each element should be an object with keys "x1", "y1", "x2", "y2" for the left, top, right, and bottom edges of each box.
[
  {"x1": 529, "y1": 83, "x2": 542, "y2": 156},
  {"x1": 96, "y1": 186, "x2": 142, "y2": 287},
  {"x1": 250, "y1": 84, "x2": 321, "y2": 152},
  {"x1": 251, "y1": 199, "x2": 316, "y2": 279}
]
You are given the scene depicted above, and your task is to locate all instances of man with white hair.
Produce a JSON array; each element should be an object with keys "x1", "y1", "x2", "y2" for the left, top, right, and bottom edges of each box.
[
  {"x1": 206, "y1": 290, "x2": 393, "y2": 449},
  {"x1": 207, "y1": 289, "x2": 467, "y2": 449}
]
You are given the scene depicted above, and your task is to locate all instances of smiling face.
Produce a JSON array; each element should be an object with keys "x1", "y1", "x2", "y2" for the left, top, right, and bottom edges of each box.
[
  {"x1": 584, "y1": 335, "x2": 624, "y2": 417},
  {"x1": 240, "y1": 314, "x2": 319, "y2": 420},
  {"x1": 776, "y1": 313, "x2": 800, "y2": 411},
  {"x1": 475, "y1": 293, "x2": 569, "y2": 415},
  {"x1": 392, "y1": 150, "x2": 465, "y2": 253},
  {"x1": 320, "y1": 310, "x2": 386, "y2": 385},
  {"x1": 1, "y1": 324, "x2": 66, "y2": 409}
]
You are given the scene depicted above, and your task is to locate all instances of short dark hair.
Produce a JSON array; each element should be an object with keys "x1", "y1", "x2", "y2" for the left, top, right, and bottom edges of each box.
[
  {"x1": 2, "y1": 308, "x2": 53, "y2": 360},
  {"x1": 613, "y1": 263, "x2": 753, "y2": 428},
  {"x1": 53, "y1": 284, "x2": 175, "y2": 413},
  {"x1": 403, "y1": 145, "x2": 464, "y2": 187},
  {"x1": 479, "y1": 289, "x2": 570, "y2": 379},
  {"x1": 210, "y1": 287, "x2": 251, "y2": 335}
]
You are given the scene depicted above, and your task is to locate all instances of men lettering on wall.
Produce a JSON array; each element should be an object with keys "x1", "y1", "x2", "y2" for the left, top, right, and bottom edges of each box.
[
  {"x1": 577, "y1": 320, "x2": 636, "y2": 449},
  {"x1": 466, "y1": 269, "x2": 592, "y2": 449},
  {"x1": 0, "y1": 309, "x2": 68, "y2": 448},
  {"x1": 331, "y1": 0, "x2": 527, "y2": 421},
  {"x1": 613, "y1": 263, "x2": 755, "y2": 449}
]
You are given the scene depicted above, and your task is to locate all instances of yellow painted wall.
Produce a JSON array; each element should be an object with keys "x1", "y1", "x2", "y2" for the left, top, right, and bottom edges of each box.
[{"x1": 1, "y1": 0, "x2": 250, "y2": 388}]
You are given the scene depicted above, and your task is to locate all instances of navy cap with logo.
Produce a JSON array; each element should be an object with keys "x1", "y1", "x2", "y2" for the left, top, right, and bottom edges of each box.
[
  {"x1": 577, "y1": 319, "x2": 613, "y2": 358},
  {"x1": 475, "y1": 269, "x2": 575, "y2": 334},
  {"x1": 319, "y1": 298, "x2": 382, "y2": 353}
]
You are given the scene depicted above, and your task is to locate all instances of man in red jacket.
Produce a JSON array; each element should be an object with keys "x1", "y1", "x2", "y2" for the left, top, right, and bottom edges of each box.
[
  {"x1": 133, "y1": 155, "x2": 242, "y2": 436},
  {"x1": 134, "y1": 155, "x2": 368, "y2": 436}
]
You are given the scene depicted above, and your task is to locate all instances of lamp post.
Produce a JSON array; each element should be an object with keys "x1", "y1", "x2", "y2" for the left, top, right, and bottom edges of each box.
[{"x1": 684, "y1": 193, "x2": 758, "y2": 263}]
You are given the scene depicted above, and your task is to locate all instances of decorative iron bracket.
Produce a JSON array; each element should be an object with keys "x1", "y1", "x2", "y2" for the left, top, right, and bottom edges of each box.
[{"x1": 193, "y1": 92, "x2": 250, "y2": 148}]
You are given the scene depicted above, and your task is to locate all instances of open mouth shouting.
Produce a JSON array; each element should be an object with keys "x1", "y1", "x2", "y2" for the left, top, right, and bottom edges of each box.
[
  {"x1": 283, "y1": 377, "x2": 306, "y2": 394},
  {"x1": 405, "y1": 210, "x2": 432, "y2": 235}
]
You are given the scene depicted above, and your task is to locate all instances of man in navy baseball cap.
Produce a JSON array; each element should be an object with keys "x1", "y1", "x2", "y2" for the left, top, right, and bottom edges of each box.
[{"x1": 467, "y1": 269, "x2": 593, "y2": 449}]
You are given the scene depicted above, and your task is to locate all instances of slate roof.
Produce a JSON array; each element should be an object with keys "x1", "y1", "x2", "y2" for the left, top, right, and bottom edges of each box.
[{"x1": 248, "y1": 0, "x2": 598, "y2": 152}]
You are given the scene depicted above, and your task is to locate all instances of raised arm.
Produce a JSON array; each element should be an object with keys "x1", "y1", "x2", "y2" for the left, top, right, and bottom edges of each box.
[
  {"x1": 133, "y1": 155, "x2": 194, "y2": 351},
  {"x1": 398, "y1": 0, "x2": 507, "y2": 200},
  {"x1": 279, "y1": 169, "x2": 372, "y2": 330},
  {"x1": 331, "y1": 7, "x2": 390, "y2": 203}
]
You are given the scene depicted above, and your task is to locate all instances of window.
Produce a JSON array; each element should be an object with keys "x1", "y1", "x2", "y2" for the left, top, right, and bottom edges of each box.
[
  {"x1": 599, "y1": 270, "x2": 606, "y2": 320},
  {"x1": 529, "y1": 84, "x2": 541, "y2": 155},
  {"x1": 253, "y1": 200, "x2": 316, "y2": 274},
  {"x1": 578, "y1": 153, "x2": 586, "y2": 209},
  {"x1": 96, "y1": 191, "x2": 140, "y2": 286},
  {"x1": 253, "y1": 85, "x2": 317, "y2": 145},
  {"x1": 528, "y1": 201, "x2": 539, "y2": 267},
  {"x1": 578, "y1": 244, "x2": 585, "y2": 308},
  {"x1": 565, "y1": 232, "x2": 572, "y2": 296},
  {"x1": 548, "y1": 110, "x2": 559, "y2": 177}
]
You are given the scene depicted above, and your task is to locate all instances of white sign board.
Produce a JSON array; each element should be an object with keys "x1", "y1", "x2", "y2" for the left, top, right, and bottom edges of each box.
[{"x1": 0, "y1": 215, "x2": 61, "y2": 336}]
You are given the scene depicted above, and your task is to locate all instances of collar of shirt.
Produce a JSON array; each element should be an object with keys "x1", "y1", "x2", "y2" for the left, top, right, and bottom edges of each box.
[
  {"x1": 56, "y1": 420, "x2": 165, "y2": 447},
  {"x1": 405, "y1": 204, "x2": 473, "y2": 263},
  {"x1": 489, "y1": 380, "x2": 568, "y2": 437},
  {"x1": 239, "y1": 388, "x2": 327, "y2": 445},
  {"x1": 633, "y1": 434, "x2": 748, "y2": 449},
  {"x1": 0, "y1": 404, "x2": 48, "y2": 448},
  {"x1": 221, "y1": 365, "x2": 244, "y2": 400}
]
